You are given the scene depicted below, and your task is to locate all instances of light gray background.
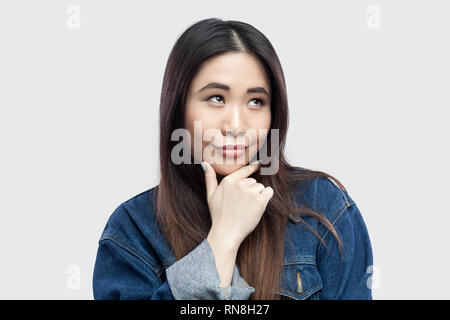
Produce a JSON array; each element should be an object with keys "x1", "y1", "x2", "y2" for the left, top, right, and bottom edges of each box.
[{"x1": 0, "y1": 0, "x2": 448, "y2": 299}]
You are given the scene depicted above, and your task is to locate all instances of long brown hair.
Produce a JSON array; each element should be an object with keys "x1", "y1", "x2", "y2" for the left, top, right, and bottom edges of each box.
[{"x1": 156, "y1": 18, "x2": 345, "y2": 299}]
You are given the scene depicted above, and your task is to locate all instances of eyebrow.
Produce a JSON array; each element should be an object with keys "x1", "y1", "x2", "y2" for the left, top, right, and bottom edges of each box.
[{"x1": 197, "y1": 82, "x2": 271, "y2": 97}]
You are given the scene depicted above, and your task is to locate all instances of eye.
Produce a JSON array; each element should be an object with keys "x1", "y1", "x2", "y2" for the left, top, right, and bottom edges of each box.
[
  {"x1": 207, "y1": 94, "x2": 265, "y2": 107},
  {"x1": 249, "y1": 98, "x2": 265, "y2": 107},
  {"x1": 207, "y1": 95, "x2": 224, "y2": 104},
  {"x1": 207, "y1": 95, "x2": 266, "y2": 107}
]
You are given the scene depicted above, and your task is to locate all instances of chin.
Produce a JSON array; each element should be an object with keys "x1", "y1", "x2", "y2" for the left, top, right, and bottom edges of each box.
[{"x1": 212, "y1": 162, "x2": 247, "y2": 176}]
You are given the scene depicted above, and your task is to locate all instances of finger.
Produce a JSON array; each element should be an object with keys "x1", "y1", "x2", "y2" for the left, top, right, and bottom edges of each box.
[
  {"x1": 226, "y1": 161, "x2": 261, "y2": 182},
  {"x1": 259, "y1": 186, "x2": 274, "y2": 203},
  {"x1": 239, "y1": 178, "x2": 257, "y2": 186},
  {"x1": 202, "y1": 161, "x2": 218, "y2": 202},
  {"x1": 250, "y1": 183, "x2": 265, "y2": 193}
]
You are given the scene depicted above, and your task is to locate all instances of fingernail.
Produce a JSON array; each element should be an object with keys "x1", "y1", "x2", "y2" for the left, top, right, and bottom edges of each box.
[
  {"x1": 250, "y1": 160, "x2": 260, "y2": 165},
  {"x1": 201, "y1": 162, "x2": 206, "y2": 172}
]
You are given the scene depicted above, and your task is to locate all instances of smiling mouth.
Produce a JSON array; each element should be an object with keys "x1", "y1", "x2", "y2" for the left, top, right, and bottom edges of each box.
[
  {"x1": 219, "y1": 144, "x2": 247, "y2": 150},
  {"x1": 213, "y1": 144, "x2": 248, "y2": 157}
]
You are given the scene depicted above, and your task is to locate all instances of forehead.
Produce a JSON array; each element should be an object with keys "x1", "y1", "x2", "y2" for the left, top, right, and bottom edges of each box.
[{"x1": 190, "y1": 52, "x2": 270, "y2": 93}]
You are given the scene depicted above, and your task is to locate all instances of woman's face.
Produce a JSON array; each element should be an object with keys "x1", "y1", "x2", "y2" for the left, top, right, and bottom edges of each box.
[{"x1": 184, "y1": 52, "x2": 272, "y2": 177}]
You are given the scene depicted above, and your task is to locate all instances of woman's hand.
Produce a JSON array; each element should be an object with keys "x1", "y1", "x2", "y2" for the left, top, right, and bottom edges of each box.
[{"x1": 202, "y1": 161, "x2": 274, "y2": 250}]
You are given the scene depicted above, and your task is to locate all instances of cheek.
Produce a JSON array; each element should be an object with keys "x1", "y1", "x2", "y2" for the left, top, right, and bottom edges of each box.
[
  {"x1": 185, "y1": 105, "x2": 219, "y2": 149},
  {"x1": 252, "y1": 113, "x2": 271, "y2": 147}
]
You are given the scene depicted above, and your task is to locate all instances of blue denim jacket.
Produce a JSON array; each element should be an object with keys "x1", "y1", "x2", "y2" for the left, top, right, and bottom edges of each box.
[{"x1": 93, "y1": 176, "x2": 373, "y2": 300}]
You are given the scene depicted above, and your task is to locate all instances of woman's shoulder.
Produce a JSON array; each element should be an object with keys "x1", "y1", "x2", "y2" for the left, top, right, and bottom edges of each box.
[
  {"x1": 291, "y1": 167, "x2": 355, "y2": 226},
  {"x1": 96, "y1": 185, "x2": 174, "y2": 277},
  {"x1": 106, "y1": 186, "x2": 158, "y2": 229},
  {"x1": 98, "y1": 186, "x2": 162, "y2": 252}
]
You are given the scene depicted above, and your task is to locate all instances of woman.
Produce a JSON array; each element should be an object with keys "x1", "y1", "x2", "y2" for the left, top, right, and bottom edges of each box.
[{"x1": 93, "y1": 18, "x2": 373, "y2": 300}]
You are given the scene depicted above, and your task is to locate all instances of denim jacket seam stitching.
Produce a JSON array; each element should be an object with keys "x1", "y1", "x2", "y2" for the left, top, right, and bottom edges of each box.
[
  {"x1": 281, "y1": 280, "x2": 322, "y2": 299},
  {"x1": 100, "y1": 233, "x2": 163, "y2": 277},
  {"x1": 342, "y1": 191, "x2": 355, "y2": 208},
  {"x1": 100, "y1": 235, "x2": 163, "y2": 277},
  {"x1": 162, "y1": 259, "x2": 178, "y2": 268},
  {"x1": 101, "y1": 232, "x2": 161, "y2": 272},
  {"x1": 284, "y1": 256, "x2": 316, "y2": 262},
  {"x1": 316, "y1": 202, "x2": 348, "y2": 255},
  {"x1": 283, "y1": 260, "x2": 316, "y2": 266}
]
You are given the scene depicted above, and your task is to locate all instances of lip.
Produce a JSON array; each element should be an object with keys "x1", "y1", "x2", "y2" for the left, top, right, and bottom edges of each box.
[
  {"x1": 220, "y1": 144, "x2": 247, "y2": 150},
  {"x1": 214, "y1": 144, "x2": 247, "y2": 157}
]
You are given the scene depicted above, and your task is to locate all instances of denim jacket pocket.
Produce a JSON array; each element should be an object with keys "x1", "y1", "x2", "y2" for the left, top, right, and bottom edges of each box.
[{"x1": 278, "y1": 259, "x2": 323, "y2": 300}]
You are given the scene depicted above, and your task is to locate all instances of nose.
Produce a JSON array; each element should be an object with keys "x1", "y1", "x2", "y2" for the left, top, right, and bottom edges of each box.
[
  {"x1": 222, "y1": 105, "x2": 246, "y2": 137},
  {"x1": 224, "y1": 127, "x2": 245, "y2": 136}
]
